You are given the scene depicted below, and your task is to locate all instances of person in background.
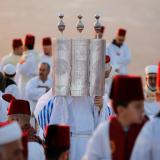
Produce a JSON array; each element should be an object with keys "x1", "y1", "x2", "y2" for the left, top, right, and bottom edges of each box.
[
  {"x1": 25, "y1": 62, "x2": 52, "y2": 114},
  {"x1": 3, "y1": 64, "x2": 19, "y2": 98},
  {"x1": 144, "y1": 65, "x2": 160, "y2": 118},
  {"x1": 0, "y1": 121, "x2": 24, "y2": 160},
  {"x1": 1, "y1": 38, "x2": 23, "y2": 69},
  {"x1": 17, "y1": 34, "x2": 39, "y2": 98},
  {"x1": 106, "y1": 28, "x2": 131, "y2": 74},
  {"x1": 40, "y1": 37, "x2": 52, "y2": 68},
  {"x1": 45, "y1": 124, "x2": 70, "y2": 160},
  {"x1": 131, "y1": 62, "x2": 160, "y2": 160}
]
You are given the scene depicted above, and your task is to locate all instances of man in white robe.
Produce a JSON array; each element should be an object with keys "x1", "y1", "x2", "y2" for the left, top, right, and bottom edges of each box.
[
  {"x1": 49, "y1": 95, "x2": 112, "y2": 160},
  {"x1": 83, "y1": 75, "x2": 146, "y2": 160},
  {"x1": 25, "y1": 62, "x2": 52, "y2": 114},
  {"x1": 39, "y1": 37, "x2": 52, "y2": 68},
  {"x1": 1, "y1": 38, "x2": 23, "y2": 69},
  {"x1": 17, "y1": 34, "x2": 39, "y2": 98},
  {"x1": 106, "y1": 28, "x2": 131, "y2": 74},
  {"x1": 144, "y1": 65, "x2": 160, "y2": 118}
]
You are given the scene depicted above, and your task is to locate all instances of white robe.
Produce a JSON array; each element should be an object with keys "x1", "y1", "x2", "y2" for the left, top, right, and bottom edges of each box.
[
  {"x1": 131, "y1": 117, "x2": 160, "y2": 160},
  {"x1": 83, "y1": 121, "x2": 111, "y2": 160},
  {"x1": 5, "y1": 83, "x2": 19, "y2": 98},
  {"x1": 28, "y1": 142, "x2": 45, "y2": 160},
  {"x1": 0, "y1": 91, "x2": 9, "y2": 122},
  {"x1": 16, "y1": 50, "x2": 39, "y2": 98},
  {"x1": 25, "y1": 76, "x2": 52, "y2": 113},
  {"x1": 39, "y1": 53, "x2": 52, "y2": 68},
  {"x1": 106, "y1": 42, "x2": 131, "y2": 74},
  {"x1": 144, "y1": 101, "x2": 160, "y2": 119},
  {"x1": 49, "y1": 96, "x2": 111, "y2": 160}
]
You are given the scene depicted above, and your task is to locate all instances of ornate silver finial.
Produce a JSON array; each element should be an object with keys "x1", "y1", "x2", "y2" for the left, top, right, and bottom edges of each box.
[
  {"x1": 58, "y1": 13, "x2": 65, "y2": 34},
  {"x1": 76, "y1": 15, "x2": 84, "y2": 33},
  {"x1": 94, "y1": 14, "x2": 102, "y2": 38}
]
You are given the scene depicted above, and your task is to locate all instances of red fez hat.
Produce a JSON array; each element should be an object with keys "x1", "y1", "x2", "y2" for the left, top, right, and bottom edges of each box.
[
  {"x1": 8, "y1": 99, "x2": 31, "y2": 115},
  {"x1": 105, "y1": 55, "x2": 110, "y2": 64},
  {"x1": 109, "y1": 75, "x2": 144, "y2": 113},
  {"x1": 157, "y1": 62, "x2": 160, "y2": 93},
  {"x1": 45, "y1": 125, "x2": 70, "y2": 150},
  {"x1": 42, "y1": 37, "x2": 52, "y2": 46},
  {"x1": 2, "y1": 94, "x2": 16, "y2": 103},
  {"x1": 12, "y1": 39, "x2": 23, "y2": 49},
  {"x1": 117, "y1": 28, "x2": 127, "y2": 37},
  {"x1": 24, "y1": 34, "x2": 35, "y2": 46}
]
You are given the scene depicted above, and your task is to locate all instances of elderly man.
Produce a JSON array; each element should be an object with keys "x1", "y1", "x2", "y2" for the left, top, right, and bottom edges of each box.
[
  {"x1": 131, "y1": 63, "x2": 160, "y2": 160},
  {"x1": 7, "y1": 99, "x2": 45, "y2": 160},
  {"x1": 17, "y1": 34, "x2": 39, "y2": 98},
  {"x1": 45, "y1": 124, "x2": 70, "y2": 160},
  {"x1": 25, "y1": 62, "x2": 52, "y2": 114},
  {"x1": 106, "y1": 28, "x2": 131, "y2": 74},
  {"x1": 1, "y1": 38, "x2": 23, "y2": 69},
  {"x1": 0, "y1": 121, "x2": 24, "y2": 160},
  {"x1": 144, "y1": 65, "x2": 160, "y2": 118}
]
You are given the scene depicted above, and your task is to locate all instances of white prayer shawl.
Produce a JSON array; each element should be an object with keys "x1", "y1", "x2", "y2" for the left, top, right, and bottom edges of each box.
[
  {"x1": 49, "y1": 96, "x2": 111, "y2": 160},
  {"x1": 144, "y1": 101, "x2": 160, "y2": 119},
  {"x1": 131, "y1": 117, "x2": 160, "y2": 160},
  {"x1": 28, "y1": 142, "x2": 45, "y2": 160},
  {"x1": 25, "y1": 76, "x2": 52, "y2": 113},
  {"x1": 16, "y1": 50, "x2": 39, "y2": 98},
  {"x1": 106, "y1": 42, "x2": 131, "y2": 74},
  {"x1": 34, "y1": 88, "x2": 53, "y2": 120},
  {"x1": 83, "y1": 121, "x2": 112, "y2": 160},
  {"x1": 0, "y1": 96, "x2": 8, "y2": 122}
]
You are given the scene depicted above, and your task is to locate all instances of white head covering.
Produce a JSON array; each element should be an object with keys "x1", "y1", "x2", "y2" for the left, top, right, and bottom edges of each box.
[
  {"x1": 0, "y1": 121, "x2": 22, "y2": 145},
  {"x1": 3, "y1": 64, "x2": 16, "y2": 76},
  {"x1": 145, "y1": 65, "x2": 158, "y2": 74}
]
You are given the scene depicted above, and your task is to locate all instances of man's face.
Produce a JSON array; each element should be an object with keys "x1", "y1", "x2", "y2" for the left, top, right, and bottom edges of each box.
[
  {"x1": 118, "y1": 100, "x2": 144, "y2": 125},
  {"x1": 39, "y1": 63, "x2": 49, "y2": 81},
  {"x1": 43, "y1": 45, "x2": 52, "y2": 56},
  {"x1": 14, "y1": 46, "x2": 23, "y2": 56},
  {"x1": 8, "y1": 115, "x2": 30, "y2": 131},
  {"x1": 115, "y1": 35, "x2": 125, "y2": 45},
  {"x1": 146, "y1": 73, "x2": 157, "y2": 91},
  {"x1": 0, "y1": 140, "x2": 24, "y2": 160}
]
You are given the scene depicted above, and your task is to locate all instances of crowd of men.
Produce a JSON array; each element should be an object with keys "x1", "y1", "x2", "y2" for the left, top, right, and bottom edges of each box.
[{"x1": 0, "y1": 27, "x2": 160, "y2": 160}]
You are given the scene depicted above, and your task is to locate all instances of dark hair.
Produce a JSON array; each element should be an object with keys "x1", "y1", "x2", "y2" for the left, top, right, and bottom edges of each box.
[
  {"x1": 45, "y1": 147, "x2": 67, "y2": 160},
  {"x1": 41, "y1": 62, "x2": 50, "y2": 73},
  {"x1": 25, "y1": 44, "x2": 34, "y2": 50},
  {"x1": 0, "y1": 72, "x2": 6, "y2": 92},
  {"x1": 112, "y1": 100, "x2": 130, "y2": 114}
]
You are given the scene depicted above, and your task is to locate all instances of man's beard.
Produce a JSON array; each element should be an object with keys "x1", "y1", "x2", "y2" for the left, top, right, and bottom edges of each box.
[{"x1": 147, "y1": 84, "x2": 156, "y2": 92}]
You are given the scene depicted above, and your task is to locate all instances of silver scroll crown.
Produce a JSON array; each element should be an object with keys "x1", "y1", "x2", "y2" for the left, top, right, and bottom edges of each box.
[
  {"x1": 94, "y1": 14, "x2": 102, "y2": 39},
  {"x1": 58, "y1": 13, "x2": 65, "y2": 34},
  {"x1": 76, "y1": 15, "x2": 84, "y2": 33}
]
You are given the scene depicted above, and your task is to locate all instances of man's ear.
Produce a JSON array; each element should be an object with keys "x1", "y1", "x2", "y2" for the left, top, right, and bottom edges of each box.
[{"x1": 116, "y1": 105, "x2": 125, "y2": 115}]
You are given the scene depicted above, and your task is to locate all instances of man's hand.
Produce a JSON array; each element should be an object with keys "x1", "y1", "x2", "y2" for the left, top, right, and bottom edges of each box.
[{"x1": 94, "y1": 96, "x2": 103, "y2": 110}]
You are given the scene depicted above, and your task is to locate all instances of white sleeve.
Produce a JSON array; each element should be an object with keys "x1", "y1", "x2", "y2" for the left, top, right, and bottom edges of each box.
[
  {"x1": 83, "y1": 122, "x2": 111, "y2": 160},
  {"x1": 17, "y1": 56, "x2": 37, "y2": 77},
  {"x1": 25, "y1": 79, "x2": 46, "y2": 101},
  {"x1": 131, "y1": 121, "x2": 153, "y2": 160},
  {"x1": 5, "y1": 85, "x2": 19, "y2": 98},
  {"x1": 118, "y1": 45, "x2": 131, "y2": 66},
  {"x1": 49, "y1": 96, "x2": 69, "y2": 125},
  {"x1": 0, "y1": 98, "x2": 8, "y2": 122}
]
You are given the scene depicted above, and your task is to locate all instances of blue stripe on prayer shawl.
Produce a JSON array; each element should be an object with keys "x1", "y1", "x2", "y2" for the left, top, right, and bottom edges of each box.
[{"x1": 38, "y1": 98, "x2": 55, "y2": 130}]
